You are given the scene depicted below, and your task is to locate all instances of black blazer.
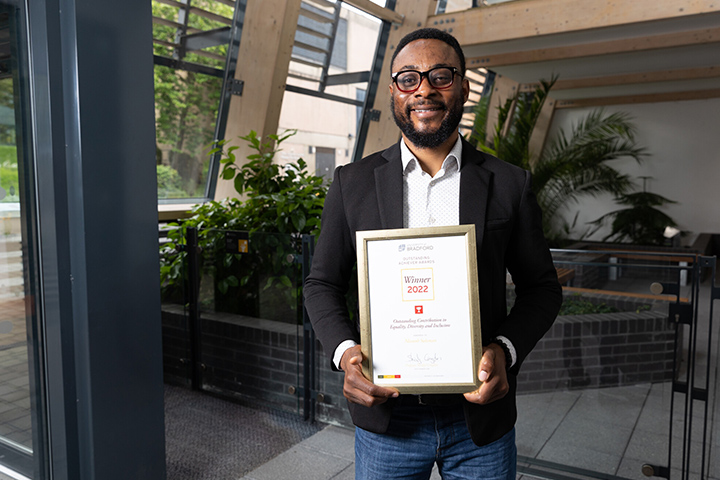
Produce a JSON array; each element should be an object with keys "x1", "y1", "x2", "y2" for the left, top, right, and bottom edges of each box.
[{"x1": 304, "y1": 138, "x2": 562, "y2": 446}]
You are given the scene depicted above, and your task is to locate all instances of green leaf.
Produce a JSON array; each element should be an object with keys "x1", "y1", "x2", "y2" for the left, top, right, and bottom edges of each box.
[
  {"x1": 234, "y1": 175, "x2": 245, "y2": 194},
  {"x1": 291, "y1": 211, "x2": 306, "y2": 232}
]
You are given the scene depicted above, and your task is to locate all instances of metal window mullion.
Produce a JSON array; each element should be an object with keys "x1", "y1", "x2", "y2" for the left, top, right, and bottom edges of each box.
[
  {"x1": 299, "y1": 4, "x2": 335, "y2": 24},
  {"x1": 152, "y1": 15, "x2": 200, "y2": 34},
  {"x1": 190, "y1": 49, "x2": 225, "y2": 62},
  {"x1": 285, "y1": 84, "x2": 364, "y2": 107},
  {"x1": 189, "y1": 6, "x2": 233, "y2": 26},
  {"x1": 173, "y1": 0, "x2": 191, "y2": 60},
  {"x1": 156, "y1": 0, "x2": 232, "y2": 26},
  {"x1": 206, "y1": 0, "x2": 247, "y2": 200},
  {"x1": 296, "y1": 24, "x2": 332, "y2": 40},
  {"x1": 153, "y1": 54, "x2": 225, "y2": 77},
  {"x1": 288, "y1": 71, "x2": 321, "y2": 83},
  {"x1": 318, "y1": 0, "x2": 342, "y2": 92},
  {"x1": 153, "y1": 38, "x2": 181, "y2": 50},
  {"x1": 352, "y1": 0, "x2": 395, "y2": 163},
  {"x1": 294, "y1": 38, "x2": 330, "y2": 56},
  {"x1": 700, "y1": 256, "x2": 718, "y2": 479}
]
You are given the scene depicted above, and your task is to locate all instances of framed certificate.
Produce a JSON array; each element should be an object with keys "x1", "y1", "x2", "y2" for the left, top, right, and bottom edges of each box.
[{"x1": 356, "y1": 225, "x2": 482, "y2": 394}]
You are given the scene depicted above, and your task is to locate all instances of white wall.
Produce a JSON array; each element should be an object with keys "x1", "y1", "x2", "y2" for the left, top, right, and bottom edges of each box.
[{"x1": 546, "y1": 98, "x2": 720, "y2": 242}]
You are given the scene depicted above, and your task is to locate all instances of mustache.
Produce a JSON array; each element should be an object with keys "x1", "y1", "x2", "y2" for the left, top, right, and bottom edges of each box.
[{"x1": 408, "y1": 101, "x2": 446, "y2": 110}]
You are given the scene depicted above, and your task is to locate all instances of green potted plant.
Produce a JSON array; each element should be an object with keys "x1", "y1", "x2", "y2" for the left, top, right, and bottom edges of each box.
[
  {"x1": 469, "y1": 78, "x2": 647, "y2": 246},
  {"x1": 589, "y1": 177, "x2": 678, "y2": 245},
  {"x1": 160, "y1": 130, "x2": 328, "y2": 322}
]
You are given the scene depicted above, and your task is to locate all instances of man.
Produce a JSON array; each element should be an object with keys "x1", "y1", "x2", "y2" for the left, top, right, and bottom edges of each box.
[{"x1": 304, "y1": 28, "x2": 562, "y2": 479}]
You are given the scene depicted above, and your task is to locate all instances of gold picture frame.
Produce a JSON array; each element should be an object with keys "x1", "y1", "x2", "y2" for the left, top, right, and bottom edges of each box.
[{"x1": 356, "y1": 225, "x2": 482, "y2": 394}]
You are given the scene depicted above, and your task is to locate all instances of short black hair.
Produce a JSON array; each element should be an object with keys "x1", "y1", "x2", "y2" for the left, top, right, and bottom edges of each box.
[{"x1": 390, "y1": 28, "x2": 466, "y2": 74}]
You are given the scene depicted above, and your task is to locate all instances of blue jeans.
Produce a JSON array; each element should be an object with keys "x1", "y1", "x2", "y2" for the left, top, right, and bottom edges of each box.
[{"x1": 355, "y1": 403, "x2": 516, "y2": 480}]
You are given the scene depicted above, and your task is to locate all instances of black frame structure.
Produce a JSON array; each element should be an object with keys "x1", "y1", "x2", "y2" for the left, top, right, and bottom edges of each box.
[{"x1": 20, "y1": 0, "x2": 166, "y2": 478}]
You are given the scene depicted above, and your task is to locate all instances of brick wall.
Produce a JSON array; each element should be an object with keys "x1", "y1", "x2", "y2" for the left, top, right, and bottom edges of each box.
[
  {"x1": 517, "y1": 310, "x2": 675, "y2": 394},
  {"x1": 162, "y1": 304, "x2": 351, "y2": 426},
  {"x1": 162, "y1": 303, "x2": 677, "y2": 426}
]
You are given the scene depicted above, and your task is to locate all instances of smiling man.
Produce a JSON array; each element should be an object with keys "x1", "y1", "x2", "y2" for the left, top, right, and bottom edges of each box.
[{"x1": 304, "y1": 28, "x2": 562, "y2": 479}]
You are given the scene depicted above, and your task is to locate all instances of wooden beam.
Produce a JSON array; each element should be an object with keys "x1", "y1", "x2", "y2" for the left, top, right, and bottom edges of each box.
[
  {"x1": 485, "y1": 74, "x2": 518, "y2": 146},
  {"x1": 343, "y1": 0, "x2": 405, "y2": 24},
  {"x1": 361, "y1": 0, "x2": 435, "y2": 157},
  {"x1": 521, "y1": 66, "x2": 720, "y2": 91},
  {"x1": 528, "y1": 96, "x2": 556, "y2": 167},
  {"x1": 466, "y1": 27, "x2": 720, "y2": 68},
  {"x1": 215, "y1": 0, "x2": 302, "y2": 200},
  {"x1": 555, "y1": 88, "x2": 720, "y2": 108},
  {"x1": 429, "y1": 0, "x2": 720, "y2": 45}
]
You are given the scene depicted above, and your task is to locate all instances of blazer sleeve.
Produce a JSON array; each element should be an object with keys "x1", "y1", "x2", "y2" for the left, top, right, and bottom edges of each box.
[
  {"x1": 303, "y1": 165, "x2": 360, "y2": 364},
  {"x1": 494, "y1": 169, "x2": 562, "y2": 373}
]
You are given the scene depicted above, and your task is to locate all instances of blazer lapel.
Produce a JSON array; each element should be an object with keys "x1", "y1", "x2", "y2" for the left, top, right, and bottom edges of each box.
[
  {"x1": 459, "y1": 140, "x2": 492, "y2": 250},
  {"x1": 374, "y1": 142, "x2": 404, "y2": 229}
]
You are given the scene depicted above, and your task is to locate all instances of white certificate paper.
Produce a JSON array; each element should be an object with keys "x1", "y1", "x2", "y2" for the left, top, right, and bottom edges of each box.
[{"x1": 356, "y1": 225, "x2": 482, "y2": 394}]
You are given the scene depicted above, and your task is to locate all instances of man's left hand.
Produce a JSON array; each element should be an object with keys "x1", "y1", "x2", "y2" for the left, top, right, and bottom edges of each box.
[{"x1": 463, "y1": 343, "x2": 509, "y2": 405}]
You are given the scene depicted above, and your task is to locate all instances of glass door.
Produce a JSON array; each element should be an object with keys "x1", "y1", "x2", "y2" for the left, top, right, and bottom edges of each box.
[{"x1": 0, "y1": 1, "x2": 48, "y2": 478}]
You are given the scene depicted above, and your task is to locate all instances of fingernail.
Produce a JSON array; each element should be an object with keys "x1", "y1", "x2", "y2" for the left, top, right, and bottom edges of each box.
[{"x1": 479, "y1": 371, "x2": 488, "y2": 382}]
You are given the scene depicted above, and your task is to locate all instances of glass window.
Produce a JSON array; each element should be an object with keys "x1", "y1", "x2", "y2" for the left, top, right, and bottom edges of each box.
[
  {"x1": 281, "y1": 3, "x2": 382, "y2": 175},
  {"x1": 0, "y1": 2, "x2": 48, "y2": 478},
  {"x1": 152, "y1": 0, "x2": 233, "y2": 201}
]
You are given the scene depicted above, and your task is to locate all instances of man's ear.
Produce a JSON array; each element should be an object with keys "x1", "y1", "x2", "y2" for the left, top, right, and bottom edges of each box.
[{"x1": 462, "y1": 78, "x2": 470, "y2": 103}]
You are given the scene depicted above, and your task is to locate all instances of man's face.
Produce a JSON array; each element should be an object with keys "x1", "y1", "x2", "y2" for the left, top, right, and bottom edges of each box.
[{"x1": 389, "y1": 38, "x2": 469, "y2": 149}]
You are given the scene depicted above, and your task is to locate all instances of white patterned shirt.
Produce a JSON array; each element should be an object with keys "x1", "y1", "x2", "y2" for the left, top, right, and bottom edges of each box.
[{"x1": 401, "y1": 137, "x2": 462, "y2": 228}]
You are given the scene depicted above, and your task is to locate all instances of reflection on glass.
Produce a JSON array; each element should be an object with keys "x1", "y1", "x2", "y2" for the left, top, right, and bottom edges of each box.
[
  {"x1": 0, "y1": 2, "x2": 46, "y2": 477},
  {"x1": 513, "y1": 251, "x2": 713, "y2": 478},
  {"x1": 154, "y1": 65, "x2": 222, "y2": 200},
  {"x1": 0, "y1": 30, "x2": 36, "y2": 479},
  {"x1": 192, "y1": 230, "x2": 303, "y2": 324}
]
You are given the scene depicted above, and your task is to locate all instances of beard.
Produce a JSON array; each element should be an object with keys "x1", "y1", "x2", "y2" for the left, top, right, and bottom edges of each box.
[{"x1": 391, "y1": 94, "x2": 465, "y2": 149}]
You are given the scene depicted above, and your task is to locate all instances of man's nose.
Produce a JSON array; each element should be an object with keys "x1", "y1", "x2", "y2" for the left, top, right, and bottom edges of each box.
[{"x1": 414, "y1": 76, "x2": 438, "y2": 97}]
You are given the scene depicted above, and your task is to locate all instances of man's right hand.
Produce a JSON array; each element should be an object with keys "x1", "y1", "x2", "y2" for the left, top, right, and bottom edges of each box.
[{"x1": 340, "y1": 345, "x2": 399, "y2": 407}]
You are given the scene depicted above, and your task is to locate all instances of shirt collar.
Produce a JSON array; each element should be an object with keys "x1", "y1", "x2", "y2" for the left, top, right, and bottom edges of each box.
[{"x1": 400, "y1": 135, "x2": 463, "y2": 174}]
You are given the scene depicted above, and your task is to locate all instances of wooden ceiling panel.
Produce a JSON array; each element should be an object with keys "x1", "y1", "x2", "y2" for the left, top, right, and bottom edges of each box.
[{"x1": 438, "y1": 1, "x2": 720, "y2": 105}]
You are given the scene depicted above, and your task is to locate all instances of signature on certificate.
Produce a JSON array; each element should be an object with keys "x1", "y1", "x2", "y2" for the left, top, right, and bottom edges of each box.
[{"x1": 406, "y1": 353, "x2": 442, "y2": 365}]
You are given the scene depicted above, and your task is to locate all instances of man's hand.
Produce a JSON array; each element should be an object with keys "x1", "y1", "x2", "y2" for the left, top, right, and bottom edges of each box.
[
  {"x1": 463, "y1": 343, "x2": 509, "y2": 405},
  {"x1": 340, "y1": 345, "x2": 399, "y2": 407}
]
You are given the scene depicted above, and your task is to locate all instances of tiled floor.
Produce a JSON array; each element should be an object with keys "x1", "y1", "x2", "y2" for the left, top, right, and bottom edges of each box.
[
  {"x1": 239, "y1": 377, "x2": 718, "y2": 480},
  {"x1": 0, "y1": 299, "x2": 31, "y2": 451}
]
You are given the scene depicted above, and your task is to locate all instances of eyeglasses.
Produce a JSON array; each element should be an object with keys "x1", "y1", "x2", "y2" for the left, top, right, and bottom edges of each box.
[{"x1": 391, "y1": 67, "x2": 462, "y2": 93}]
